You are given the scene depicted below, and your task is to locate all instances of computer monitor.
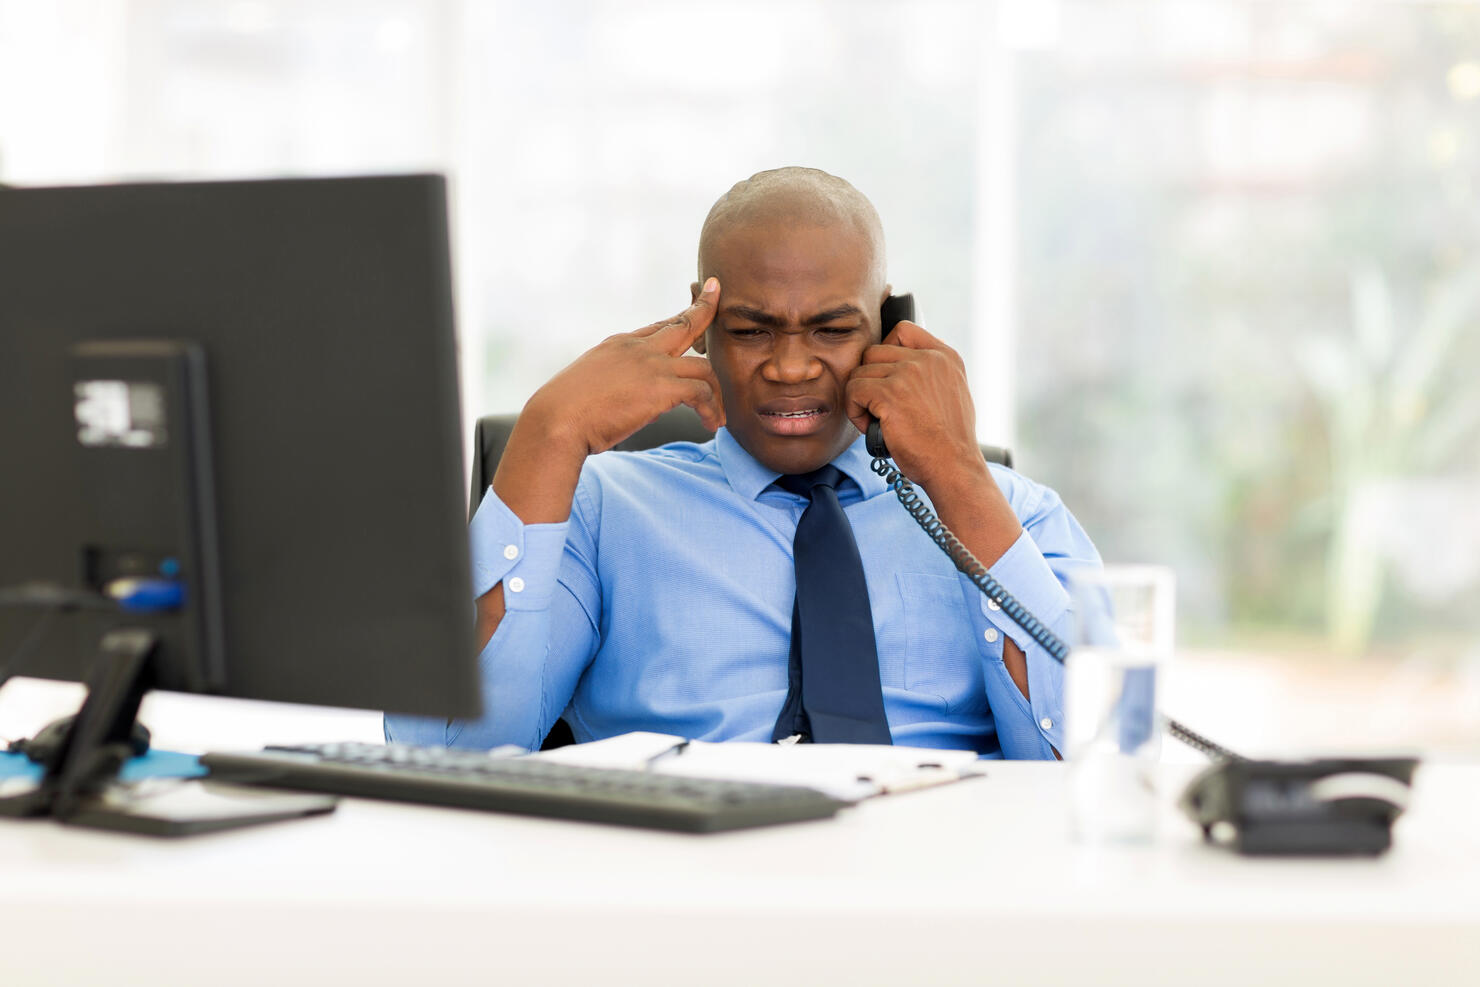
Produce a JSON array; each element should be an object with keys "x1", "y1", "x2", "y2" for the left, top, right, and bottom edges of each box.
[{"x1": 0, "y1": 174, "x2": 480, "y2": 828}]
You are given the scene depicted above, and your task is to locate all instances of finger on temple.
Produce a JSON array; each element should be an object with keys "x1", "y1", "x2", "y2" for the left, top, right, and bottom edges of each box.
[{"x1": 653, "y1": 277, "x2": 719, "y2": 354}]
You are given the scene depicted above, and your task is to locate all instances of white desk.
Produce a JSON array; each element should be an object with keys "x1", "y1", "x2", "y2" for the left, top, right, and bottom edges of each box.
[{"x1": 3, "y1": 746, "x2": 1478, "y2": 987}]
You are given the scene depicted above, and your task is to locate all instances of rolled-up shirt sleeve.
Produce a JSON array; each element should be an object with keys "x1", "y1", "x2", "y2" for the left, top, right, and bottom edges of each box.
[
  {"x1": 468, "y1": 488, "x2": 571, "y2": 609},
  {"x1": 967, "y1": 475, "x2": 1102, "y2": 760}
]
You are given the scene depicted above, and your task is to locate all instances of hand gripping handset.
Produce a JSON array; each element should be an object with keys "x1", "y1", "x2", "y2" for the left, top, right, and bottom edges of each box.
[{"x1": 864, "y1": 294, "x2": 1240, "y2": 762}]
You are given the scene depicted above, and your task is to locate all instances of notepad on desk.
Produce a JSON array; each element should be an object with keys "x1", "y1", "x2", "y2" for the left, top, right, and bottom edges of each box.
[{"x1": 529, "y1": 732, "x2": 983, "y2": 803}]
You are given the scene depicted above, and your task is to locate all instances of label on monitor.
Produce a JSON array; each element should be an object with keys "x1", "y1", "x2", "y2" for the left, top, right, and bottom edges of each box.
[{"x1": 74, "y1": 379, "x2": 168, "y2": 448}]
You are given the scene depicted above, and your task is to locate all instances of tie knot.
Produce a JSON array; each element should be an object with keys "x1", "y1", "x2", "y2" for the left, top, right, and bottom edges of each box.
[{"x1": 774, "y1": 465, "x2": 847, "y2": 500}]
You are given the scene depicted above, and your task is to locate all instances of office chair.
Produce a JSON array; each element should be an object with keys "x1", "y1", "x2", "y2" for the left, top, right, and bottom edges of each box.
[{"x1": 469, "y1": 406, "x2": 1014, "y2": 749}]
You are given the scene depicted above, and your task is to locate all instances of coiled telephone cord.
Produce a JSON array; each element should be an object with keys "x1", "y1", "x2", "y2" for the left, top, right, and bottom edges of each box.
[{"x1": 870, "y1": 457, "x2": 1242, "y2": 763}]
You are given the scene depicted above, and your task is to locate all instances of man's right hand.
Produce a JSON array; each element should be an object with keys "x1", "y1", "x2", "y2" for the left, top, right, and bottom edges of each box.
[
  {"x1": 521, "y1": 276, "x2": 725, "y2": 458},
  {"x1": 489, "y1": 278, "x2": 724, "y2": 528}
]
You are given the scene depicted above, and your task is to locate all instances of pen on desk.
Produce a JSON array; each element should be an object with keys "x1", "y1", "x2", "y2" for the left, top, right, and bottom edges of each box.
[{"x1": 645, "y1": 741, "x2": 689, "y2": 770}]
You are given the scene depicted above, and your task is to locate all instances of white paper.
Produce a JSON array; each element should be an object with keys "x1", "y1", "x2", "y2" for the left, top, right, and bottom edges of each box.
[
  {"x1": 531, "y1": 731, "x2": 689, "y2": 768},
  {"x1": 528, "y1": 733, "x2": 982, "y2": 803}
]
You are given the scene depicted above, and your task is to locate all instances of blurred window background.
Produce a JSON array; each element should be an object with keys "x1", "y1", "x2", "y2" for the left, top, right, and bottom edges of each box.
[{"x1": 2, "y1": 0, "x2": 1476, "y2": 758}]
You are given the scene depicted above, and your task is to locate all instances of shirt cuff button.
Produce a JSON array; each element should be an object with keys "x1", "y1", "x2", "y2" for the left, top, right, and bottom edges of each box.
[
  {"x1": 987, "y1": 599, "x2": 1001, "y2": 611},
  {"x1": 507, "y1": 576, "x2": 525, "y2": 593},
  {"x1": 503, "y1": 544, "x2": 519, "y2": 560},
  {"x1": 983, "y1": 628, "x2": 999, "y2": 643}
]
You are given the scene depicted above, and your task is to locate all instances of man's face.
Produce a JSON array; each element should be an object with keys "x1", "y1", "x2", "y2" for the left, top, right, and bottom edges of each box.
[{"x1": 694, "y1": 219, "x2": 885, "y2": 476}]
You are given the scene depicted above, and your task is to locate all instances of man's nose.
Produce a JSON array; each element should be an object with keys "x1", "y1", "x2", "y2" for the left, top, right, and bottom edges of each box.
[{"x1": 763, "y1": 332, "x2": 822, "y2": 383}]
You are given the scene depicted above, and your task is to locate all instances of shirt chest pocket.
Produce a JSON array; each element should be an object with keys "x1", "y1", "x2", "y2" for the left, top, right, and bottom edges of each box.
[{"x1": 894, "y1": 571, "x2": 988, "y2": 712}]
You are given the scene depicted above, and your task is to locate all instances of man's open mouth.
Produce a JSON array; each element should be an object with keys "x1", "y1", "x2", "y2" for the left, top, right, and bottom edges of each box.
[{"x1": 758, "y1": 405, "x2": 828, "y2": 436}]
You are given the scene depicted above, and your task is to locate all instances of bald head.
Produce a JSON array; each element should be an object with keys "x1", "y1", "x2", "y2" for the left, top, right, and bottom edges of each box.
[{"x1": 697, "y1": 167, "x2": 886, "y2": 295}]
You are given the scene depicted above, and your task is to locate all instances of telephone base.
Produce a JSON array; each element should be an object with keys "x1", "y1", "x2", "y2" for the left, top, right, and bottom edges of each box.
[
  {"x1": 1180, "y1": 756, "x2": 1418, "y2": 857},
  {"x1": 1226, "y1": 817, "x2": 1393, "y2": 856}
]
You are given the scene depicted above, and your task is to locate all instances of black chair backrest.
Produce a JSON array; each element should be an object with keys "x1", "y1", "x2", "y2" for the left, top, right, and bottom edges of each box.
[{"x1": 470, "y1": 406, "x2": 1012, "y2": 513}]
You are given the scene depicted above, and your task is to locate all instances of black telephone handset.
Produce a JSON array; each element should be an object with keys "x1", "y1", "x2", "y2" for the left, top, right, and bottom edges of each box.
[
  {"x1": 871, "y1": 295, "x2": 1417, "y2": 854},
  {"x1": 866, "y1": 294, "x2": 916, "y2": 458}
]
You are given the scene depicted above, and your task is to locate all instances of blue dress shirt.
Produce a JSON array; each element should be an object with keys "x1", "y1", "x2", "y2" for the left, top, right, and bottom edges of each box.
[{"x1": 385, "y1": 429, "x2": 1102, "y2": 758}]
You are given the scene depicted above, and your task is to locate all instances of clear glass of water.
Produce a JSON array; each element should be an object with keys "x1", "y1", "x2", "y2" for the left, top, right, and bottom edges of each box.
[{"x1": 1065, "y1": 565, "x2": 1175, "y2": 844}]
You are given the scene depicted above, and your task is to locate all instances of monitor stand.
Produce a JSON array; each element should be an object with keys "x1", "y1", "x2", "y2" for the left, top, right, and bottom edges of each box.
[{"x1": 0, "y1": 628, "x2": 336, "y2": 836}]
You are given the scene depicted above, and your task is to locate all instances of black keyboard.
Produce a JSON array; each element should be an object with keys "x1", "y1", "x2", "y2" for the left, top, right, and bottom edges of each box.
[{"x1": 200, "y1": 742, "x2": 846, "y2": 833}]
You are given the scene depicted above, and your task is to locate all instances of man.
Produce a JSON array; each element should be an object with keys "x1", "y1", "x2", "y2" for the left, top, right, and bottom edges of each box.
[{"x1": 387, "y1": 167, "x2": 1100, "y2": 757}]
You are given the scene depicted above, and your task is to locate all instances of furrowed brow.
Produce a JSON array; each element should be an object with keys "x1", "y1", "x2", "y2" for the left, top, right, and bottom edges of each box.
[
  {"x1": 723, "y1": 306, "x2": 785, "y2": 327},
  {"x1": 723, "y1": 304, "x2": 866, "y2": 327},
  {"x1": 802, "y1": 305, "x2": 865, "y2": 326}
]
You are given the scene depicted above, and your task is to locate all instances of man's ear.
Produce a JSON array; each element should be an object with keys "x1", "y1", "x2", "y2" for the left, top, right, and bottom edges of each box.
[{"x1": 689, "y1": 281, "x2": 710, "y2": 355}]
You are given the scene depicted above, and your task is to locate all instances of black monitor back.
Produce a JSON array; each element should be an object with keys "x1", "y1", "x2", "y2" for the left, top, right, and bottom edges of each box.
[{"x1": 0, "y1": 175, "x2": 479, "y2": 719}]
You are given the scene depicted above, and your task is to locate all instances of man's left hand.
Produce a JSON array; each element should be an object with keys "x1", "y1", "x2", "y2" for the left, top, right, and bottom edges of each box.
[{"x1": 844, "y1": 320, "x2": 988, "y2": 495}]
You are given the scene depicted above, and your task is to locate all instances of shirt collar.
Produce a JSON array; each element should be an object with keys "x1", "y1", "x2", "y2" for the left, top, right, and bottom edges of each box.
[{"x1": 713, "y1": 427, "x2": 888, "y2": 502}]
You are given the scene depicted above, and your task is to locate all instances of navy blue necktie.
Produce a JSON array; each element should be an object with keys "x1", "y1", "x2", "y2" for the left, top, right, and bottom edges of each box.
[{"x1": 770, "y1": 466, "x2": 893, "y2": 745}]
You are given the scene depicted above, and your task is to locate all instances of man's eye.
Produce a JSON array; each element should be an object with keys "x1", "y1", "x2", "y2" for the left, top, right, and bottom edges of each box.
[
  {"x1": 729, "y1": 327, "x2": 766, "y2": 338},
  {"x1": 817, "y1": 326, "x2": 856, "y2": 336}
]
